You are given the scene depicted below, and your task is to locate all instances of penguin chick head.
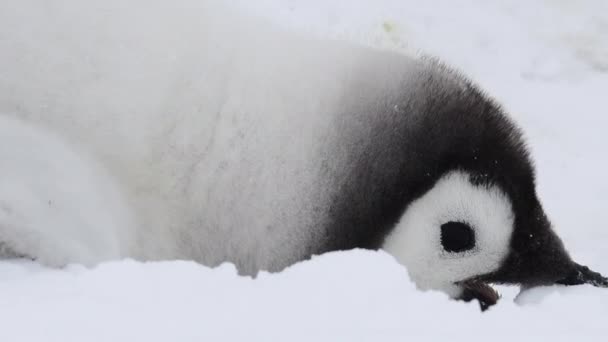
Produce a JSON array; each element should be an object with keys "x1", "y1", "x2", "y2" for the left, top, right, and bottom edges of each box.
[
  {"x1": 383, "y1": 168, "x2": 607, "y2": 310},
  {"x1": 379, "y1": 64, "x2": 607, "y2": 310},
  {"x1": 382, "y1": 170, "x2": 513, "y2": 308}
]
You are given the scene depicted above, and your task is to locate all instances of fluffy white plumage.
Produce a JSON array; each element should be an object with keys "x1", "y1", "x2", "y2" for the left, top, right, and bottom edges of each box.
[
  {"x1": 0, "y1": 116, "x2": 135, "y2": 266},
  {"x1": 0, "y1": 0, "x2": 414, "y2": 272}
]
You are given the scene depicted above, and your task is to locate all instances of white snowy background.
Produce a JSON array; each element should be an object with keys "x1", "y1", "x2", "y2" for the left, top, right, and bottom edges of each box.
[{"x1": 1, "y1": 0, "x2": 608, "y2": 340}]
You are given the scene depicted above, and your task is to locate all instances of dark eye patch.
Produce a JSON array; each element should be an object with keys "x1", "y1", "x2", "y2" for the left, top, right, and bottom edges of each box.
[{"x1": 440, "y1": 221, "x2": 475, "y2": 253}]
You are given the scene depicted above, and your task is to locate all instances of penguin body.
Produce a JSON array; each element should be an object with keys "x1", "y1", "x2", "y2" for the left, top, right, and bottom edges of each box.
[
  {"x1": 1, "y1": 0, "x2": 427, "y2": 272},
  {"x1": 1, "y1": 0, "x2": 606, "y2": 308}
]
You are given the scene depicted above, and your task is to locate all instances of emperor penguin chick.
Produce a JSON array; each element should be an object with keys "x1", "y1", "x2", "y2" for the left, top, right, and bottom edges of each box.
[{"x1": 0, "y1": 0, "x2": 606, "y2": 310}]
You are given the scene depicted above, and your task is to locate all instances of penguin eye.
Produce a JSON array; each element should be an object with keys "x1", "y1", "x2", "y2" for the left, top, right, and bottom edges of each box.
[{"x1": 440, "y1": 221, "x2": 475, "y2": 253}]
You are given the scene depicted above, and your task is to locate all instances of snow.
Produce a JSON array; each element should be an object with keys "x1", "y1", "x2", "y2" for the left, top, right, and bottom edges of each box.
[
  {"x1": 2, "y1": 251, "x2": 608, "y2": 341},
  {"x1": 1, "y1": 0, "x2": 608, "y2": 340}
]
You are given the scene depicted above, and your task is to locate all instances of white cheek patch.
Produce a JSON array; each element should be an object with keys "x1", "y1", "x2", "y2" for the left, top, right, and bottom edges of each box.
[{"x1": 382, "y1": 170, "x2": 514, "y2": 297}]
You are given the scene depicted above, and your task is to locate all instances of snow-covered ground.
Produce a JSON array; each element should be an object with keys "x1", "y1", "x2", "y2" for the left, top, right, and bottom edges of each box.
[{"x1": 1, "y1": 0, "x2": 608, "y2": 340}]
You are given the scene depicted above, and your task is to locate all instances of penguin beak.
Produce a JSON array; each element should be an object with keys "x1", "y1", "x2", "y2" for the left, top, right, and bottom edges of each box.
[
  {"x1": 460, "y1": 263, "x2": 608, "y2": 311},
  {"x1": 453, "y1": 205, "x2": 608, "y2": 311},
  {"x1": 555, "y1": 262, "x2": 608, "y2": 288},
  {"x1": 457, "y1": 279, "x2": 500, "y2": 311},
  {"x1": 455, "y1": 262, "x2": 608, "y2": 311}
]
